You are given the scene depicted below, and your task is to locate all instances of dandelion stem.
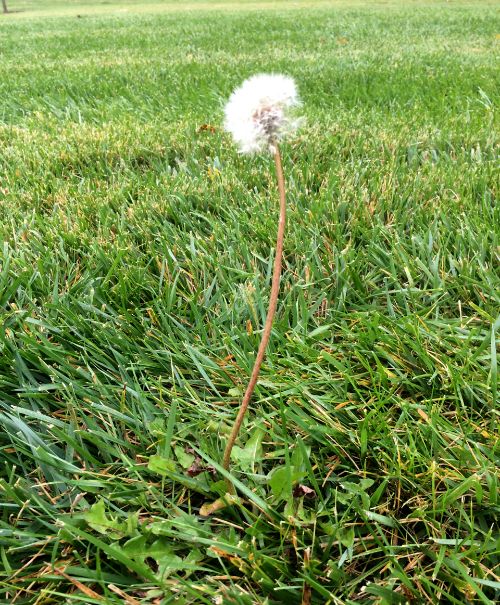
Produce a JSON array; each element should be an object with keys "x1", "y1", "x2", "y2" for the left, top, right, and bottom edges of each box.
[{"x1": 222, "y1": 143, "x2": 287, "y2": 493}]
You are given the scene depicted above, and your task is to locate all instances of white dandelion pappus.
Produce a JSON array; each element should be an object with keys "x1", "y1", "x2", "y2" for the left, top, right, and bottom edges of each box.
[{"x1": 224, "y1": 73, "x2": 300, "y2": 154}]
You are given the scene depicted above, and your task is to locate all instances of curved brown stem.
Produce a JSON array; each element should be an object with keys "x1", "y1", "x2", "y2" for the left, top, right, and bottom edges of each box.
[{"x1": 222, "y1": 144, "x2": 287, "y2": 493}]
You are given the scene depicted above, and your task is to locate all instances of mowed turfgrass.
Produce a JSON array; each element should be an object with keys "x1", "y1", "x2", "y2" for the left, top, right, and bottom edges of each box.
[{"x1": 0, "y1": 0, "x2": 499, "y2": 603}]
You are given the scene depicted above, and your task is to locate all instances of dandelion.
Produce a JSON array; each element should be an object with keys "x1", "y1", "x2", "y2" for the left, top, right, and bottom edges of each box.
[
  {"x1": 224, "y1": 73, "x2": 300, "y2": 154},
  {"x1": 221, "y1": 74, "x2": 301, "y2": 494}
]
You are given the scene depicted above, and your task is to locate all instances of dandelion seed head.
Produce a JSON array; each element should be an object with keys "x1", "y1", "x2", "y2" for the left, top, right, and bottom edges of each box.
[{"x1": 224, "y1": 73, "x2": 300, "y2": 154}]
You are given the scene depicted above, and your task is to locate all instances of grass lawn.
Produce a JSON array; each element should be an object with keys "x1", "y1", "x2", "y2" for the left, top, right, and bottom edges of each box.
[{"x1": 0, "y1": 0, "x2": 499, "y2": 603}]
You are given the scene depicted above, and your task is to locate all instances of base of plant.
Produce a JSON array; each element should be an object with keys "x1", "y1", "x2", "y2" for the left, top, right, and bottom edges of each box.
[{"x1": 199, "y1": 493, "x2": 241, "y2": 517}]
